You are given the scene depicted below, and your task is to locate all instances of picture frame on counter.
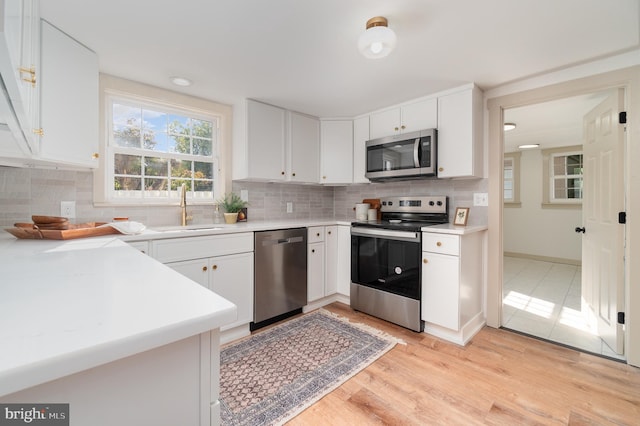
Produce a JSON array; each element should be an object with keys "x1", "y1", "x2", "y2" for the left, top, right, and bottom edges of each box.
[{"x1": 454, "y1": 207, "x2": 469, "y2": 226}]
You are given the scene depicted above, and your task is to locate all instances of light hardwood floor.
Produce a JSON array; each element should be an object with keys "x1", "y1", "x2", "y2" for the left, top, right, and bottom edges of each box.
[{"x1": 288, "y1": 302, "x2": 640, "y2": 425}]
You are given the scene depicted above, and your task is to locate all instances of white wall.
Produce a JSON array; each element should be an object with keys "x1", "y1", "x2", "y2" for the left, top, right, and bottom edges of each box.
[{"x1": 503, "y1": 149, "x2": 581, "y2": 262}]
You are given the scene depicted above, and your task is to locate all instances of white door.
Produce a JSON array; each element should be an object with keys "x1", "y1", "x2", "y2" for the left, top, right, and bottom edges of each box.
[{"x1": 581, "y1": 89, "x2": 625, "y2": 354}]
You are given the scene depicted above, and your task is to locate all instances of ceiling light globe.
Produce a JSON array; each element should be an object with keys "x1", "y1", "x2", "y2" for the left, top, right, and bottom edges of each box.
[{"x1": 358, "y1": 25, "x2": 397, "y2": 59}]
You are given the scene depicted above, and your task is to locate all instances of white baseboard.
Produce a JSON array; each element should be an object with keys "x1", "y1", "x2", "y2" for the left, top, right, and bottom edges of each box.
[{"x1": 424, "y1": 312, "x2": 485, "y2": 346}]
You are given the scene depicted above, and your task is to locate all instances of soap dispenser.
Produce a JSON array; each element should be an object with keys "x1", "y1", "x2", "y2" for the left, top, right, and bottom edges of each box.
[{"x1": 213, "y1": 204, "x2": 223, "y2": 224}]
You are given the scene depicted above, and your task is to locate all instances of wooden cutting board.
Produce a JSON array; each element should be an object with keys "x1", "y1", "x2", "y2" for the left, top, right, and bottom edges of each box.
[{"x1": 5, "y1": 222, "x2": 120, "y2": 240}]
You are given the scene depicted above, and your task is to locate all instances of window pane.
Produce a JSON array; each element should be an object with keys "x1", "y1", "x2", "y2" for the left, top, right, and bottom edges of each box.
[
  {"x1": 504, "y1": 181, "x2": 513, "y2": 190},
  {"x1": 192, "y1": 138, "x2": 212, "y2": 156},
  {"x1": 504, "y1": 169, "x2": 513, "y2": 179},
  {"x1": 194, "y1": 161, "x2": 213, "y2": 179},
  {"x1": 145, "y1": 157, "x2": 168, "y2": 177},
  {"x1": 194, "y1": 180, "x2": 213, "y2": 192},
  {"x1": 144, "y1": 177, "x2": 168, "y2": 191},
  {"x1": 553, "y1": 156, "x2": 566, "y2": 175},
  {"x1": 171, "y1": 159, "x2": 193, "y2": 178},
  {"x1": 504, "y1": 189, "x2": 513, "y2": 200},
  {"x1": 114, "y1": 176, "x2": 141, "y2": 191},
  {"x1": 172, "y1": 179, "x2": 190, "y2": 191},
  {"x1": 192, "y1": 119, "x2": 212, "y2": 138},
  {"x1": 114, "y1": 154, "x2": 141, "y2": 175},
  {"x1": 113, "y1": 104, "x2": 141, "y2": 128}
]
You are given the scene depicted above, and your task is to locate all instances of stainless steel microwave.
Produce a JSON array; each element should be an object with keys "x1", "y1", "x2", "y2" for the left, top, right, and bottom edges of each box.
[{"x1": 365, "y1": 128, "x2": 437, "y2": 181}]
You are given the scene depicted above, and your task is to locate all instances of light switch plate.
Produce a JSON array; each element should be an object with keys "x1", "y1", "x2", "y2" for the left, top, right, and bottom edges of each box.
[
  {"x1": 473, "y1": 193, "x2": 488, "y2": 207},
  {"x1": 286, "y1": 202, "x2": 293, "y2": 213}
]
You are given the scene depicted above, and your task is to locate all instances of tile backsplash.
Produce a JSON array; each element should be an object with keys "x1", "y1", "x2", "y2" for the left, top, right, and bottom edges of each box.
[{"x1": 0, "y1": 166, "x2": 488, "y2": 227}]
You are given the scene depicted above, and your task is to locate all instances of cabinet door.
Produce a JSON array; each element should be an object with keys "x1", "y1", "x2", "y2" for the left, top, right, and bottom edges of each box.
[
  {"x1": 324, "y1": 226, "x2": 338, "y2": 295},
  {"x1": 210, "y1": 252, "x2": 254, "y2": 330},
  {"x1": 352, "y1": 116, "x2": 369, "y2": 183},
  {"x1": 307, "y1": 241, "x2": 325, "y2": 302},
  {"x1": 422, "y1": 252, "x2": 460, "y2": 330},
  {"x1": 39, "y1": 20, "x2": 98, "y2": 167},
  {"x1": 246, "y1": 100, "x2": 286, "y2": 180},
  {"x1": 437, "y1": 87, "x2": 482, "y2": 178},
  {"x1": 369, "y1": 108, "x2": 400, "y2": 140},
  {"x1": 166, "y1": 259, "x2": 209, "y2": 288},
  {"x1": 320, "y1": 120, "x2": 353, "y2": 184},
  {"x1": 401, "y1": 98, "x2": 437, "y2": 133},
  {"x1": 288, "y1": 111, "x2": 319, "y2": 183}
]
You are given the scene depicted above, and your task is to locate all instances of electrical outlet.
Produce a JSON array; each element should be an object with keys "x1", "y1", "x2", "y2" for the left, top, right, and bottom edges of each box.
[
  {"x1": 61, "y1": 201, "x2": 76, "y2": 219},
  {"x1": 286, "y1": 202, "x2": 293, "y2": 213},
  {"x1": 473, "y1": 193, "x2": 489, "y2": 207},
  {"x1": 240, "y1": 189, "x2": 249, "y2": 202}
]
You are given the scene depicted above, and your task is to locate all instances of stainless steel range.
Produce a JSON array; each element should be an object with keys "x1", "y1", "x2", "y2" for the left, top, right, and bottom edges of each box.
[{"x1": 350, "y1": 196, "x2": 448, "y2": 331}]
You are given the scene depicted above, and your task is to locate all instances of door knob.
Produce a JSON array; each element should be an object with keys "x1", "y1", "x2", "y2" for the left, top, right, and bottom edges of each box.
[{"x1": 575, "y1": 227, "x2": 586, "y2": 233}]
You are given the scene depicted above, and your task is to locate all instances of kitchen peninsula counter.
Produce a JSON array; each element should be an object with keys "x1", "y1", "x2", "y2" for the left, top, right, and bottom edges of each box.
[{"x1": 0, "y1": 234, "x2": 236, "y2": 424}]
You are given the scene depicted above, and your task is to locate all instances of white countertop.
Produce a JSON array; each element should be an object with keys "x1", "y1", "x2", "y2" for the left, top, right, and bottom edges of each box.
[
  {"x1": 421, "y1": 223, "x2": 488, "y2": 235},
  {"x1": 0, "y1": 236, "x2": 237, "y2": 397}
]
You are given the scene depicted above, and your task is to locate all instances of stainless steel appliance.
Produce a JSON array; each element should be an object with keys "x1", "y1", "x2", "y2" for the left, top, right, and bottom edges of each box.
[
  {"x1": 252, "y1": 228, "x2": 307, "y2": 330},
  {"x1": 351, "y1": 196, "x2": 448, "y2": 331},
  {"x1": 365, "y1": 129, "x2": 437, "y2": 181}
]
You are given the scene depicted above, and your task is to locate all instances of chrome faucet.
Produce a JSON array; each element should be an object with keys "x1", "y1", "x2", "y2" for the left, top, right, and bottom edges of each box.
[{"x1": 180, "y1": 183, "x2": 192, "y2": 226}]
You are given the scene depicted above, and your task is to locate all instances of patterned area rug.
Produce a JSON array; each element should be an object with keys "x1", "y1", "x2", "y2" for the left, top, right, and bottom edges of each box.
[{"x1": 219, "y1": 309, "x2": 401, "y2": 425}]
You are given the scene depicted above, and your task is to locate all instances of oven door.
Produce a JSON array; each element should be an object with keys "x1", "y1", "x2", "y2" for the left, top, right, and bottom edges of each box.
[{"x1": 351, "y1": 227, "x2": 421, "y2": 300}]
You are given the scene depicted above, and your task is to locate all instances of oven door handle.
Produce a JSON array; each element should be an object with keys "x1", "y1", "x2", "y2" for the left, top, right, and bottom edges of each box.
[
  {"x1": 413, "y1": 138, "x2": 421, "y2": 168},
  {"x1": 351, "y1": 227, "x2": 420, "y2": 242}
]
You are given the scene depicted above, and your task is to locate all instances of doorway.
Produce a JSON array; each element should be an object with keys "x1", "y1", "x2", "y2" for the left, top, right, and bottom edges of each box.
[{"x1": 500, "y1": 90, "x2": 625, "y2": 359}]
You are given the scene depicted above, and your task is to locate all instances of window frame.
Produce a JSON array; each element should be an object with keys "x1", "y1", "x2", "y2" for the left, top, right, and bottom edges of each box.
[
  {"x1": 94, "y1": 75, "x2": 231, "y2": 207},
  {"x1": 503, "y1": 152, "x2": 521, "y2": 207},
  {"x1": 541, "y1": 145, "x2": 583, "y2": 208}
]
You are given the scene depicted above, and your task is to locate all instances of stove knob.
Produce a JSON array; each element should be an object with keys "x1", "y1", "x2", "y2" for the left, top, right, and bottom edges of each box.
[
  {"x1": 437, "y1": 201, "x2": 443, "y2": 206},
  {"x1": 388, "y1": 201, "x2": 393, "y2": 206},
  {"x1": 429, "y1": 201, "x2": 435, "y2": 206}
]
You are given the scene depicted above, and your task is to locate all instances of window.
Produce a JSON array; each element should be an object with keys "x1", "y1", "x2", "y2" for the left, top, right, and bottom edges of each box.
[
  {"x1": 503, "y1": 152, "x2": 521, "y2": 206},
  {"x1": 541, "y1": 145, "x2": 583, "y2": 207},
  {"x1": 550, "y1": 151, "x2": 583, "y2": 203},
  {"x1": 107, "y1": 97, "x2": 219, "y2": 202}
]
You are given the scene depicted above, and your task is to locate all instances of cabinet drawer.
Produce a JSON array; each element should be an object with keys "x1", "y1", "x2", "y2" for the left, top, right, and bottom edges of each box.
[
  {"x1": 152, "y1": 233, "x2": 253, "y2": 263},
  {"x1": 308, "y1": 226, "x2": 325, "y2": 243},
  {"x1": 422, "y1": 233, "x2": 460, "y2": 256}
]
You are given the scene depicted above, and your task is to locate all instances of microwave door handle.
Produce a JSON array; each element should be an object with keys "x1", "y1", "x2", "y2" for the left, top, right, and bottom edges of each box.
[{"x1": 413, "y1": 138, "x2": 421, "y2": 167}]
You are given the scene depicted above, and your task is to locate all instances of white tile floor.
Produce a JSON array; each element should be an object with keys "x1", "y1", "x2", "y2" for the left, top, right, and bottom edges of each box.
[{"x1": 502, "y1": 256, "x2": 624, "y2": 360}]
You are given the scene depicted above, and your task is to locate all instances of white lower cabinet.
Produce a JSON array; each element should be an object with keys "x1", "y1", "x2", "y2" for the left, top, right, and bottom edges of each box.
[
  {"x1": 336, "y1": 225, "x2": 351, "y2": 296},
  {"x1": 421, "y1": 229, "x2": 486, "y2": 345},
  {"x1": 152, "y1": 233, "x2": 254, "y2": 332},
  {"x1": 307, "y1": 225, "x2": 338, "y2": 302}
]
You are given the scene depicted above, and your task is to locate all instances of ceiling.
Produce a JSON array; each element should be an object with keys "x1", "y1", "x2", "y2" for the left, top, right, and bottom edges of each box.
[
  {"x1": 503, "y1": 90, "x2": 612, "y2": 153},
  {"x1": 40, "y1": 0, "x2": 639, "y2": 118}
]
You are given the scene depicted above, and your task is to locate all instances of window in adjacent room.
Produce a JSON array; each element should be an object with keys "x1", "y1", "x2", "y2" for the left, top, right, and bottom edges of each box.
[
  {"x1": 542, "y1": 145, "x2": 583, "y2": 206},
  {"x1": 107, "y1": 97, "x2": 219, "y2": 202},
  {"x1": 503, "y1": 152, "x2": 521, "y2": 207}
]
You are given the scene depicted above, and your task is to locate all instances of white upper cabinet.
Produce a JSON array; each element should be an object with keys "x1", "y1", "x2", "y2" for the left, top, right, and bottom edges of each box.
[
  {"x1": 369, "y1": 98, "x2": 437, "y2": 140},
  {"x1": 245, "y1": 99, "x2": 287, "y2": 181},
  {"x1": 437, "y1": 85, "x2": 483, "y2": 179},
  {"x1": 287, "y1": 111, "x2": 319, "y2": 183},
  {"x1": 0, "y1": 0, "x2": 40, "y2": 155},
  {"x1": 320, "y1": 120, "x2": 353, "y2": 184},
  {"x1": 38, "y1": 20, "x2": 98, "y2": 168},
  {"x1": 352, "y1": 116, "x2": 369, "y2": 183}
]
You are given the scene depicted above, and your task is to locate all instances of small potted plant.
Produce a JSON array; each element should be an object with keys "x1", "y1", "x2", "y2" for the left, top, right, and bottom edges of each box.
[{"x1": 216, "y1": 192, "x2": 248, "y2": 224}]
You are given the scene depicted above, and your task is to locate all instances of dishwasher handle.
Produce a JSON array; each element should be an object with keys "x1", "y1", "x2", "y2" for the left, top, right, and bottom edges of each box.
[{"x1": 262, "y1": 235, "x2": 305, "y2": 246}]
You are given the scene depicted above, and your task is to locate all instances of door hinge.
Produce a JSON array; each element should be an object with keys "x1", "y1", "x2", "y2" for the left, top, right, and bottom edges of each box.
[
  {"x1": 619, "y1": 212, "x2": 626, "y2": 224},
  {"x1": 619, "y1": 111, "x2": 627, "y2": 124},
  {"x1": 618, "y1": 312, "x2": 625, "y2": 325}
]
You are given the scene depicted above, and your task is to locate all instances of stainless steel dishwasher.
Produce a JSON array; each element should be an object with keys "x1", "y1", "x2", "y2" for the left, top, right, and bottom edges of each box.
[{"x1": 252, "y1": 228, "x2": 307, "y2": 330}]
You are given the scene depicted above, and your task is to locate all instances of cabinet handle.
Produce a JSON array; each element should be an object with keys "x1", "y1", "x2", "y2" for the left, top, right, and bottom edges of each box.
[
  {"x1": 19, "y1": 67, "x2": 36, "y2": 87},
  {"x1": 292, "y1": 172, "x2": 296, "y2": 177},
  {"x1": 438, "y1": 167, "x2": 444, "y2": 172},
  {"x1": 327, "y1": 231, "x2": 332, "y2": 235},
  {"x1": 311, "y1": 249, "x2": 315, "y2": 253},
  {"x1": 212, "y1": 264, "x2": 218, "y2": 270},
  {"x1": 322, "y1": 176, "x2": 327, "y2": 179},
  {"x1": 281, "y1": 171, "x2": 285, "y2": 175},
  {"x1": 202, "y1": 266, "x2": 207, "y2": 272},
  {"x1": 394, "y1": 126, "x2": 399, "y2": 131},
  {"x1": 316, "y1": 232, "x2": 320, "y2": 237},
  {"x1": 92, "y1": 153, "x2": 100, "y2": 159},
  {"x1": 32, "y1": 128, "x2": 44, "y2": 136},
  {"x1": 436, "y1": 242, "x2": 442, "y2": 247},
  {"x1": 401, "y1": 125, "x2": 406, "y2": 130},
  {"x1": 423, "y1": 258, "x2": 428, "y2": 264}
]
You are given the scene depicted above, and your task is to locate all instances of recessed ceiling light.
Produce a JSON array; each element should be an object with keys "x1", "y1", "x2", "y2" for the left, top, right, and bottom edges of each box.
[
  {"x1": 170, "y1": 76, "x2": 192, "y2": 87},
  {"x1": 518, "y1": 144, "x2": 540, "y2": 149},
  {"x1": 504, "y1": 122, "x2": 516, "y2": 131}
]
